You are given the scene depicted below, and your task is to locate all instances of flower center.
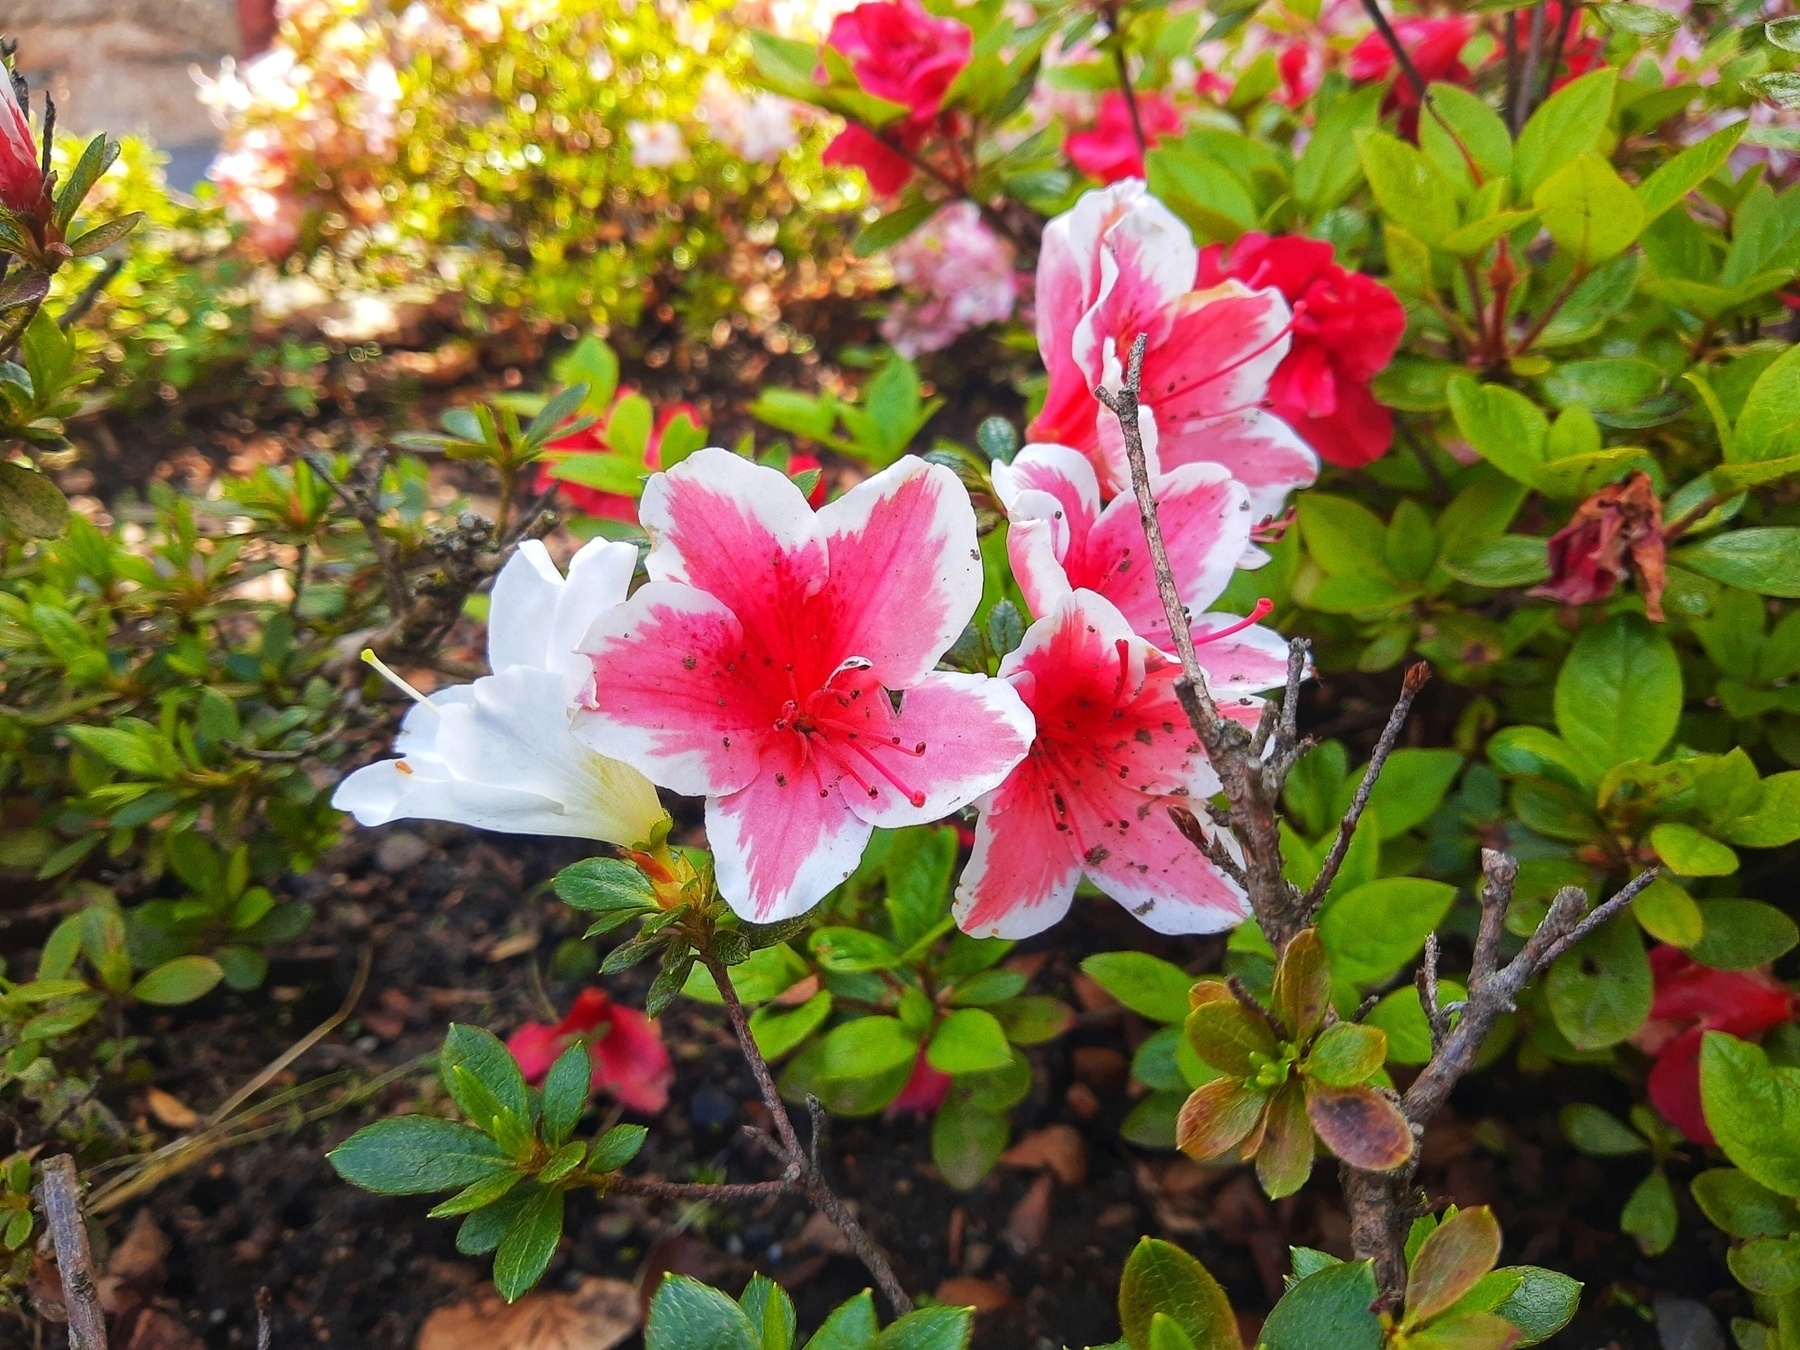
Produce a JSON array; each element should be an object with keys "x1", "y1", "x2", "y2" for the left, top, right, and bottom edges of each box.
[{"x1": 771, "y1": 659, "x2": 928, "y2": 808}]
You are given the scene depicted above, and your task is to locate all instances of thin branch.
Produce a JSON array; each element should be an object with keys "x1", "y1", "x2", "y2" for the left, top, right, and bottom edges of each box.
[
  {"x1": 609, "y1": 1175, "x2": 790, "y2": 1201},
  {"x1": 702, "y1": 951, "x2": 914, "y2": 1316},
  {"x1": 1112, "y1": 46, "x2": 1148, "y2": 162},
  {"x1": 1513, "y1": 2, "x2": 1547, "y2": 134},
  {"x1": 1304, "y1": 663, "x2": 1430, "y2": 906},
  {"x1": 1356, "y1": 0, "x2": 1430, "y2": 106},
  {"x1": 1469, "y1": 849, "x2": 1515, "y2": 986},
  {"x1": 1541, "y1": 0, "x2": 1582, "y2": 107},
  {"x1": 58, "y1": 256, "x2": 123, "y2": 332},
  {"x1": 36, "y1": 1156, "x2": 108, "y2": 1350}
]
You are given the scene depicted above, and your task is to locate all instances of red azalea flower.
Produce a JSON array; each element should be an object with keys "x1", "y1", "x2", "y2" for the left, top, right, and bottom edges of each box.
[
  {"x1": 1636, "y1": 947, "x2": 1794, "y2": 1145},
  {"x1": 1196, "y1": 231, "x2": 1407, "y2": 468},
  {"x1": 0, "y1": 75, "x2": 43, "y2": 214},
  {"x1": 1276, "y1": 44, "x2": 1324, "y2": 107},
  {"x1": 889, "y1": 1049, "x2": 953, "y2": 1114},
  {"x1": 534, "y1": 394, "x2": 702, "y2": 521},
  {"x1": 1349, "y1": 16, "x2": 1473, "y2": 137},
  {"x1": 1531, "y1": 470, "x2": 1667, "y2": 621},
  {"x1": 506, "y1": 987, "x2": 674, "y2": 1115},
  {"x1": 821, "y1": 0, "x2": 970, "y2": 195},
  {"x1": 1065, "y1": 90, "x2": 1183, "y2": 184}
]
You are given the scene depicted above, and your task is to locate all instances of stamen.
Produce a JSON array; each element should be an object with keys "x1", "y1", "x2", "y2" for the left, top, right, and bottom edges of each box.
[
  {"x1": 361, "y1": 649, "x2": 439, "y2": 713},
  {"x1": 1195, "y1": 598, "x2": 1275, "y2": 646},
  {"x1": 834, "y1": 735, "x2": 927, "y2": 808},
  {"x1": 810, "y1": 713, "x2": 926, "y2": 755},
  {"x1": 1110, "y1": 638, "x2": 1132, "y2": 704}
]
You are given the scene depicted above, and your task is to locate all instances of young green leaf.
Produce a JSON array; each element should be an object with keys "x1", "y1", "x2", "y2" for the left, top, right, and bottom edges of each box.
[{"x1": 1117, "y1": 1237, "x2": 1242, "y2": 1350}]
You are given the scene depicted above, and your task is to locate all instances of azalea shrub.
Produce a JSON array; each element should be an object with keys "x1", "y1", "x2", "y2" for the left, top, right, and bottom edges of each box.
[
  {"x1": 196, "y1": 0, "x2": 862, "y2": 338},
  {"x1": 302, "y1": 0, "x2": 1800, "y2": 1330}
]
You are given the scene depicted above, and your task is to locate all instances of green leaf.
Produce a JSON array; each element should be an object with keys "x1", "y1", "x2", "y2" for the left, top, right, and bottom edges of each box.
[
  {"x1": 854, "y1": 194, "x2": 940, "y2": 257},
  {"x1": 1317, "y1": 879, "x2": 1456, "y2": 985},
  {"x1": 1691, "y1": 1168, "x2": 1800, "y2": 1238},
  {"x1": 328, "y1": 1116, "x2": 509, "y2": 1195},
  {"x1": 803, "y1": 1292, "x2": 880, "y2": 1350},
  {"x1": 1730, "y1": 1236, "x2": 1800, "y2": 1296},
  {"x1": 1675, "y1": 529, "x2": 1800, "y2": 598},
  {"x1": 1533, "y1": 153, "x2": 1644, "y2": 265},
  {"x1": 0, "y1": 460, "x2": 70, "y2": 539},
  {"x1": 1621, "y1": 1168, "x2": 1678, "y2": 1255},
  {"x1": 1366, "y1": 981, "x2": 1468, "y2": 1066},
  {"x1": 54, "y1": 134, "x2": 119, "y2": 232},
  {"x1": 1733, "y1": 344, "x2": 1800, "y2": 463},
  {"x1": 741, "y1": 1273, "x2": 798, "y2": 1350},
  {"x1": 1117, "y1": 1237, "x2": 1241, "y2": 1350},
  {"x1": 646, "y1": 1274, "x2": 761, "y2": 1350},
  {"x1": 1560, "y1": 1103, "x2": 1647, "y2": 1156},
  {"x1": 1303, "y1": 1023, "x2": 1387, "y2": 1088},
  {"x1": 874, "y1": 1305, "x2": 975, "y2": 1350},
  {"x1": 1446, "y1": 379, "x2": 1547, "y2": 486},
  {"x1": 818, "y1": 1016, "x2": 921, "y2": 1080},
  {"x1": 1547, "y1": 914, "x2": 1651, "y2": 1050},
  {"x1": 588, "y1": 1123, "x2": 649, "y2": 1173},
  {"x1": 1081, "y1": 952, "x2": 1195, "y2": 1023},
  {"x1": 927, "y1": 1008, "x2": 1014, "y2": 1075},
  {"x1": 1406, "y1": 1207, "x2": 1502, "y2": 1328},
  {"x1": 885, "y1": 825, "x2": 957, "y2": 951},
  {"x1": 131, "y1": 955, "x2": 224, "y2": 1005},
  {"x1": 1420, "y1": 83, "x2": 1514, "y2": 183},
  {"x1": 1335, "y1": 749, "x2": 1464, "y2": 839},
  {"x1": 931, "y1": 1098, "x2": 1009, "y2": 1190},
  {"x1": 1440, "y1": 535, "x2": 1551, "y2": 588},
  {"x1": 540, "y1": 1044, "x2": 590, "y2": 1147},
  {"x1": 1553, "y1": 614, "x2": 1682, "y2": 779},
  {"x1": 1259, "y1": 1260, "x2": 1383, "y2": 1350},
  {"x1": 1687, "y1": 900, "x2": 1799, "y2": 970},
  {"x1": 442, "y1": 1024, "x2": 531, "y2": 1123},
  {"x1": 810, "y1": 927, "x2": 903, "y2": 973},
  {"x1": 751, "y1": 991, "x2": 834, "y2": 1060},
  {"x1": 1514, "y1": 69, "x2": 1616, "y2": 198},
  {"x1": 455, "y1": 1189, "x2": 531, "y2": 1256},
  {"x1": 1294, "y1": 85, "x2": 1384, "y2": 214},
  {"x1": 1648, "y1": 822, "x2": 1737, "y2": 877},
  {"x1": 1636, "y1": 121, "x2": 1745, "y2": 224},
  {"x1": 1185, "y1": 994, "x2": 1281, "y2": 1075},
  {"x1": 553, "y1": 857, "x2": 658, "y2": 922},
  {"x1": 1357, "y1": 130, "x2": 1461, "y2": 248},
  {"x1": 1489, "y1": 1267, "x2": 1581, "y2": 1346},
  {"x1": 1706, "y1": 1036, "x2": 1800, "y2": 1202}
]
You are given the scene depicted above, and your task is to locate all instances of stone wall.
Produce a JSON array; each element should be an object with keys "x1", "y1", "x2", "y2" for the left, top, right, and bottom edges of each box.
[{"x1": 0, "y1": 0, "x2": 241, "y2": 145}]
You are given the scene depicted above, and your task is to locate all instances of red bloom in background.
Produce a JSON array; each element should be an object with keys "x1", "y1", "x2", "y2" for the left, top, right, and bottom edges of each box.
[
  {"x1": 1196, "y1": 232, "x2": 1407, "y2": 468},
  {"x1": 889, "y1": 1050, "x2": 953, "y2": 1114},
  {"x1": 820, "y1": 0, "x2": 971, "y2": 195},
  {"x1": 1277, "y1": 44, "x2": 1324, "y2": 107},
  {"x1": 535, "y1": 394, "x2": 704, "y2": 521},
  {"x1": 1349, "y1": 16, "x2": 1472, "y2": 136},
  {"x1": 1636, "y1": 947, "x2": 1794, "y2": 1145},
  {"x1": 1065, "y1": 91, "x2": 1183, "y2": 184},
  {"x1": 507, "y1": 987, "x2": 674, "y2": 1115}
]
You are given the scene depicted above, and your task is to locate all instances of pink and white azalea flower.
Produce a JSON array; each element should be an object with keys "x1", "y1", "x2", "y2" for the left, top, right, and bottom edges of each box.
[
  {"x1": 993, "y1": 443, "x2": 1291, "y2": 691},
  {"x1": 573, "y1": 449, "x2": 1035, "y2": 922},
  {"x1": 954, "y1": 590, "x2": 1257, "y2": 940},
  {"x1": 1030, "y1": 179, "x2": 1318, "y2": 521},
  {"x1": 332, "y1": 539, "x2": 669, "y2": 847}
]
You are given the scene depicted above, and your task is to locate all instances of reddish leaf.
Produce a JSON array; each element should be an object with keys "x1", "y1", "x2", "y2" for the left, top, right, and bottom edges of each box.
[
  {"x1": 1254, "y1": 1080, "x2": 1316, "y2": 1199},
  {"x1": 1304, "y1": 1083, "x2": 1415, "y2": 1171},
  {"x1": 1404, "y1": 1206, "x2": 1503, "y2": 1328},
  {"x1": 1272, "y1": 929, "x2": 1332, "y2": 1041},
  {"x1": 1178, "y1": 1079, "x2": 1269, "y2": 1160}
]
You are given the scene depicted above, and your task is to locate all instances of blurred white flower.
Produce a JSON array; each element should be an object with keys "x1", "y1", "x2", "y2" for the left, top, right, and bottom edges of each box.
[
  {"x1": 698, "y1": 72, "x2": 798, "y2": 163},
  {"x1": 627, "y1": 119, "x2": 690, "y2": 168}
]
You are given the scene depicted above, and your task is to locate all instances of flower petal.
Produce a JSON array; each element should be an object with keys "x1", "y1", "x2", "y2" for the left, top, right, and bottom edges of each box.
[
  {"x1": 1155, "y1": 407, "x2": 1320, "y2": 524},
  {"x1": 593, "y1": 1006, "x2": 674, "y2": 1115},
  {"x1": 841, "y1": 670, "x2": 1035, "y2": 828},
  {"x1": 815, "y1": 457, "x2": 984, "y2": 687},
  {"x1": 1070, "y1": 187, "x2": 1198, "y2": 394},
  {"x1": 576, "y1": 581, "x2": 765, "y2": 798},
  {"x1": 488, "y1": 537, "x2": 637, "y2": 686},
  {"x1": 506, "y1": 1023, "x2": 564, "y2": 1084},
  {"x1": 1193, "y1": 616, "x2": 1293, "y2": 696},
  {"x1": 1143, "y1": 281, "x2": 1293, "y2": 428},
  {"x1": 953, "y1": 760, "x2": 1084, "y2": 939},
  {"x1": 1073, "y1": 779, "x2": 1249, "y2": 934},
  {"x1": 707, "y1": 758, "x2": 872, "y2": 922},
  {"x1": 996, "y1": 443, "x2": 1104, "y2": 619},
  {"x1": 1080, "y1": 463, "x2": 1251, "y2": 648},
  {"x1": 638, "y1": 446, "x2": 827, "y2": 642}
]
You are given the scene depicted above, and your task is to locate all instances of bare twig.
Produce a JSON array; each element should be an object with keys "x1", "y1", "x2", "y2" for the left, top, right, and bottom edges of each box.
[
  {"x1": 58, "y1": 256, "x2": 123, "y2": 332},
  {"x1": 609, "y1": 1175, "x2": 790, "y2": 1201},
  {"x1": 1513, "y1": 2, "x2": 1548, "y2": 133},
  {"x1": 256, "y1": 1289, "x2": 273, "y2": 1350},
  {"x1": 35, "y1": 1156, "x2": 108, "y2": 1350},
  {"x1": 701, "y1": 951, "x2": 914, "y2": 1316},
  {"x1": 1304, "y1": 663, "x2": 1430, "y2": 906}
]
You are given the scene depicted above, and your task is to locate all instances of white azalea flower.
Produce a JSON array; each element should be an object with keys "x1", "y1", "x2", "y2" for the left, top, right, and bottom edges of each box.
[{"x1": 333, "y1": 539, "x2": 669, "y2": 847}]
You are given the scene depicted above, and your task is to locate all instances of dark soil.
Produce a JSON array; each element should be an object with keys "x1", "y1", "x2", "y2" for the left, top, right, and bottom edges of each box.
[{"x1": 13, "y1": 796, "x2": 1742, "y2": 1350}]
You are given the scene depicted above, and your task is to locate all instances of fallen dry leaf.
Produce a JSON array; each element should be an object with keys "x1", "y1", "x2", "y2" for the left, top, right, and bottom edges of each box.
[
  {"x1": 417, "y1": 1278, "x2": 637, "y2": 1350},
  {"x1": 1071, "y1": 1047, "x2": 1129, "y2": 1093},
  {"x1": 935, "y1": 1277, "x2": 1011, "y2": 1313},
  {"x1": 1001, "y1": 1125, "x2": 1088, "y2": 1186},
  {"x1": 1002, "y1": 1174, "x2": 1055, "y2": 1256},
  {"x1": 485, "y1": 930, "x2": 542, "y2": 962},
  {"x1": 122, "y1": 1307, "x2": 204, "y2": 1350},
  {"x1": 773, "y1": 975, "x2": 821, "y2": 1006},
  {"x1": 145, "y1": 1088, "x2": 199, "y2": 1131}
]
